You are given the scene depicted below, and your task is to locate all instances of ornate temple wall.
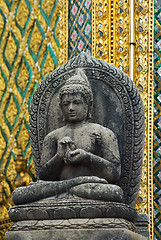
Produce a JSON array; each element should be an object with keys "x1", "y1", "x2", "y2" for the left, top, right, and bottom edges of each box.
[{"x1": 0, "y1": 0, "x2": 160, "y2": 239}]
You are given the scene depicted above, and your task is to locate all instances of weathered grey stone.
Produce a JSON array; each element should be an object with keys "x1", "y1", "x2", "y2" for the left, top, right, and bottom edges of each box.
[
  {"x1": 6, "y1": 232, "x2": 32, "y2": 240},
  {"x1": 6, "y1": 228, "x2": 147, "y2": 240},
  {"x1": 135, "y1": 214, "x2": 149, "y2": 239},
  {"x1": 9, "y1": 196, "x2": 138, "y2": 222},
  {"x1": 7, "y1": 218, "x2": 137, "y2": 231},
  {"x1": 69, "y1": 183, "x2": 123, "y2": 202},
  {"x1": 6, "y1": 218, "x2": 148, "y2": 239},
  {"x1": 12, "y1": 177, "x2": 123, "y2": 205}
]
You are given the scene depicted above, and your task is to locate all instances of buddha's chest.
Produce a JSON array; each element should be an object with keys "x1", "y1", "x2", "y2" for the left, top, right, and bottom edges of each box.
[{"x1": 57, "y1": 128, "x2": 102, "y2": 154}]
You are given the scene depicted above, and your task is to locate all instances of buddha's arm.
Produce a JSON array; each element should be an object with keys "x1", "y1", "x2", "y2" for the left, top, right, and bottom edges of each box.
[
  {"x1": 87, "y1": 151, "x2": 121, "y2": 183},
  {"x1": 90, "y1": 129, "x2": 121, "y2": 182},
  {"x1": 39, "y1": 154, "x2": 63, "y2": 181},
  {"x1": 39, "y1": 135, "x2": 64, "y2": 181}
]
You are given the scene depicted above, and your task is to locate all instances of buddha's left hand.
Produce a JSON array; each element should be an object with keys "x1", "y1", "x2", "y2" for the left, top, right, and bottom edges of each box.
[{"x1": 66, "y1": 149, "x2": 89, "y2": 164}]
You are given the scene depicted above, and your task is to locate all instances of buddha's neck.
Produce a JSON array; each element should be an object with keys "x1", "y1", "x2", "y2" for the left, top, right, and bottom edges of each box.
[{"x1": 66, "y1": 120, "x2": 87, "y2": 128}]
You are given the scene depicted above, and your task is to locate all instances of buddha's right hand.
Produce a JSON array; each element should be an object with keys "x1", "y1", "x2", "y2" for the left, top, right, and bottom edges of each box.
[
  {"x1": 65, "y1": 149, "x2": 89, "y2": 165},
  {"x1": 57, "y1": 137, "x2": 75, "y2": 160}
]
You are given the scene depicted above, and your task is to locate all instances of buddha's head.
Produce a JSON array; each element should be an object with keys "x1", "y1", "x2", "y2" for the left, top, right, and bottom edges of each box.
[{"x1": 59, "y1": 69, "x2": 93, "y2": 123}]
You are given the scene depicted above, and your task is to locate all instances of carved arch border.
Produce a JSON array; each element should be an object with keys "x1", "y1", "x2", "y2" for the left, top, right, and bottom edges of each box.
[{"x1": 30, "y1": 52, "x2": 145, "y2": 208}]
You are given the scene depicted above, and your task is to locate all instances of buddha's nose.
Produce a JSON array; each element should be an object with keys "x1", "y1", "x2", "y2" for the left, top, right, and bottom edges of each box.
[{"x1": 69, "y1": 103, "x2": 74, "y2": 111}]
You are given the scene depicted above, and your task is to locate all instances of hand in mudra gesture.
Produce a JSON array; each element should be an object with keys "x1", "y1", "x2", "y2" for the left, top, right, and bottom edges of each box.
[
  {"x1": 65, "y1": 149, "x2": 89, "y2": 165},
  {"x1": 57, "y1": 137, "x2": 75, "y2": 162},
  {"x1": 57, "y1": 137, "x2": 88, "y2": 165}
]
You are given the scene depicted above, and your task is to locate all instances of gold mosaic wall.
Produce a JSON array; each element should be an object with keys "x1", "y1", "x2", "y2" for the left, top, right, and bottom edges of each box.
[{"x1": 0, "y1": 0, "x2": 154, "y2": 239}]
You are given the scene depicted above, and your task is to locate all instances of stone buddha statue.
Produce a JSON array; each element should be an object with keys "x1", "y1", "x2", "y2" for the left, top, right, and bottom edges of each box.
[{"x1": 12, "y1": 69, "x2": 123, "y2": 205}]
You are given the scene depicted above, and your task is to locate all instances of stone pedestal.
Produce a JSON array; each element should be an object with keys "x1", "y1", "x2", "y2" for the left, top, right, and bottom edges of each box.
[
  {"x1": 5, "y1": 229, "x2": 147, "y2": 240},
  {"x1": 6, "y1": 218, "x2": 148, "y2": 240},
  {"x1": 7, "y1": 197, "x2": 149, "y2": 239},
  {"x1": 135, "y1": 214, "x2": 149, "y2": 239}
]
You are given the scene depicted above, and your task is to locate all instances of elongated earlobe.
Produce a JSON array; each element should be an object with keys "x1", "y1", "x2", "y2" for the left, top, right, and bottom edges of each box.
[{"x1": 59, "y1": 103, "x2": 65, "y2": 122}]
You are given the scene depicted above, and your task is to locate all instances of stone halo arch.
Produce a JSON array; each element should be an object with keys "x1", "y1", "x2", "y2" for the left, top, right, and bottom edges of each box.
[{"x1": 29, "y1": 52, "x2": 145, "y2": 208}]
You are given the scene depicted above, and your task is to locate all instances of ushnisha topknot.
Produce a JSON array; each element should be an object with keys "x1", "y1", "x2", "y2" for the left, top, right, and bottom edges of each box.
[
  {"x1": 59, "y1": 68, "x2": 93, "y2": 119},
  {"x1": 63, "y1": 68, "x2": 91, "y2": 87}
]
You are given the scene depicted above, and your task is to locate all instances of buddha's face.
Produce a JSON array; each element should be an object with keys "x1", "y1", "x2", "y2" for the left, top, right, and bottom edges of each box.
[{"x1": 60, "y1": 93, "x2": 88, "y2": 123}]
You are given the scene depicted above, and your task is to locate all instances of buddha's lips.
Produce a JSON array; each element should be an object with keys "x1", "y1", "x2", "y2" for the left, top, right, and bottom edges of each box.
[{"x1": 69, "y1": 113, "x2": 76, "y2": 116}]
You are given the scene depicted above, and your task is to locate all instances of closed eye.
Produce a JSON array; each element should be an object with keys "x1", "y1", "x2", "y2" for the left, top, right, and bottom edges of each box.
[
  {"x1": 73, "y1": 100, "x2": 83, "y2": 104},
  {"x1": 62, "y1": 101, "x2": 70, "y2": 105}
]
